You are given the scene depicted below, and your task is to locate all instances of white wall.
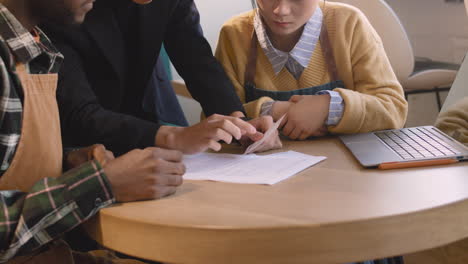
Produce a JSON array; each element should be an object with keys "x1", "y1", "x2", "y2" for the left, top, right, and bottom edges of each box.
[
  {"x1": 172, "y1": 0, "x2": 251, "y2": 80},
  {"x1": 195, "y1": 0, "x2": 252, "y2": 49},
  {"x1": 174, "y1": 0, "x2": 251, "y2": 125},
  {"x1": 386, "y1": 0, "x2": 468, "y2": 64}
]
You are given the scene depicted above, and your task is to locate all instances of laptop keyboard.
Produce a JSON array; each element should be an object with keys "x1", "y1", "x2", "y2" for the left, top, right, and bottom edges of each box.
[{"x1": 375, "y1": 127, "x2": 462, "y2": 160}]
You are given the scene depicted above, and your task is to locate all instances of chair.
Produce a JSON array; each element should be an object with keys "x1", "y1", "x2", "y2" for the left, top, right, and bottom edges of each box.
[
  {"x1": 330, "y1": 0, "x2": 459, "y2": 110},
  {"x1": 171, "y1": 80, "x2": 192, "y2": 99},
  {"x1": 171, "y1": 80, "x2": 203, "y2": 125}
]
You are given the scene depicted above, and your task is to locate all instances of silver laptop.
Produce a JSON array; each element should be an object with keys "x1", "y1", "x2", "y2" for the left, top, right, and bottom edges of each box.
[{"x1": 340, "y1": 53, "x2": 468, "y2": 168}]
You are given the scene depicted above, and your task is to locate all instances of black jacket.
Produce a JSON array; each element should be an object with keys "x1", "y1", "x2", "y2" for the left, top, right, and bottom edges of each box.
[{"x1": 43, "y1": 0, "x2": 244, "y2": 155}]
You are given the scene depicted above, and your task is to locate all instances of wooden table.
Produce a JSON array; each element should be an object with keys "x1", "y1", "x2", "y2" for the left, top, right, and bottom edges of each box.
[{"x1": 85, "y1": 137, "x2": 468, "y2": 264}]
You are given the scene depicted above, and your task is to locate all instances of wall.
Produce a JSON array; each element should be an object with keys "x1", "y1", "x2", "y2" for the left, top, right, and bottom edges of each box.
[
  {"x1": 195, "y1": 1, "x2": 252, "y2": 49},
  {"x1": 386, "y1": 0, "x2": 468, "y2": 64},
  {"x1": 384, "y1": 0, "x2": 467, "y2": 126},
  {"x1": 174, "y1": 0, "x2": 251, "y2": 124},
  {"x1": 172, "y1": 0, "x2": 250, "y2": 80}
]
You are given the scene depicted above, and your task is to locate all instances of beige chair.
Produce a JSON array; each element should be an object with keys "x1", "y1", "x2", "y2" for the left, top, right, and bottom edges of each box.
[
  {"x1": 171, "y1": 80, "x2": 192, "y2": 99},
  {"x1": 330, "y1": 0, "x2": 459, "y2": 110},
  {"x1": 171, "y1": 80, "x2": 203, "y2": 125}
]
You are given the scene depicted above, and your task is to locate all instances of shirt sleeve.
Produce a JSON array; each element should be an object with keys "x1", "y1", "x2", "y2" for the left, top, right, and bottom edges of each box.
[
  {"x1": 0, "y1": 160, "x2": 115, "y2": 262},
  {"x1": 316, "y1": 90, "x2": 345, "y2": 126},
  {"x1": 327, "y1": 8, "x2": 407, "y2": 134},
  {"x1": 165, "y1": 0, "x2": 245, "y2": 117},
  {"x1": 260, "y1": 101, "x2": 275, "y2": 117},
  {"x1": 0, "y1": 42, "x2": 24, "y2": 176}
]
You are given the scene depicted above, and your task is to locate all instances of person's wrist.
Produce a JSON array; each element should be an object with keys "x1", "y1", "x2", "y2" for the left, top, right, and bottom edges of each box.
[
  {"x1": 155, "y1": 126, "x2": 185, "y2": 150},
  {"x1": 320, "y1": 93, "x2": 331, "y2": 102},
  {"x1": 63, "y1": 150, "x2": 78, "y2": 170},
  {"x1": 271, "y1": 101, "x2": 290, "y2": 121}
]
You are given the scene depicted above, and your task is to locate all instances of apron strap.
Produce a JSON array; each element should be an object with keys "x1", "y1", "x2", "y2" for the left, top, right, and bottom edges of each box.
[
  {"x1": 244, "y1": 11, "x2": 340, "y2": 87},
  {"x1": 244, "y1": 29, "x2": 258, "y2": 86},
  {"x1": 319, "y1": 21, "x2": 340, "y2": 81}
]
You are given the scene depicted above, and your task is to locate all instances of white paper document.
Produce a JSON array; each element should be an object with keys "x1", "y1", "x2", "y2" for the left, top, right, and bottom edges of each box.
[{"x1": 183, "y1": 151, "x2": 326, "y2": 185}]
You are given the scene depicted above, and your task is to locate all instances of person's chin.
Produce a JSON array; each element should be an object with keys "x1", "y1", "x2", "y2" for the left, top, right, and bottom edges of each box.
[
  {"x1": 68, "y1": 5, "x2": 93, "y2": 25},
  {"x1": 72, "y1": 15, "x2": 87, "y2": 25},
  {"x1": 272, "y1": 28, "x2": 296, "y2": 38},
  {"x1": 58, "y1": 17, "x2": 83, "y2": 26},
  {"x1": 64, "y1": 12, "x2": 88, "y2": 26}
]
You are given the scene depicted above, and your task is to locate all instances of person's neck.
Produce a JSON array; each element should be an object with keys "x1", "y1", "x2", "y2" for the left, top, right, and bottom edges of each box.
[
  {"x1": 267, "y1": 26, "x2": 304, "y2": 52},
  {"x1": 0, "y1": 0, "x2": 38, "y2": 31}
]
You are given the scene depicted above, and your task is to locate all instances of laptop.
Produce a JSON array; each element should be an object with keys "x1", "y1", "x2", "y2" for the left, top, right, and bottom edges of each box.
[{"x1": 340, "y1": 53, "x2": 468, "y2": 168}]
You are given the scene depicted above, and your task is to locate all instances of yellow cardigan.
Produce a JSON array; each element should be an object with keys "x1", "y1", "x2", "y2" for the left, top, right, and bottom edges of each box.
[
  {"x1": 436, "y1": 97, "x2": 468, "y2": 146},
  {"x1": 215, "y1": 2, "x2": 408, "y2": 134}
]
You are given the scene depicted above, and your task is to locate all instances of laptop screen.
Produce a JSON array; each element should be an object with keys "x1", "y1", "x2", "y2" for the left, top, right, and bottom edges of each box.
[{"x1": 440, "y1": 52, "x2": 468, "y2": 113}]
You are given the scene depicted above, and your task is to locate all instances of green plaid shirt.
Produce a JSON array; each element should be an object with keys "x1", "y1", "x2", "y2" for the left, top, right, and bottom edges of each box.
[
  {"x1": 0, "y1": 4, "x2": 63, "y2": 174},
  {"x1": 0, "y1": 4, "x2": 115, "y2": 262}
]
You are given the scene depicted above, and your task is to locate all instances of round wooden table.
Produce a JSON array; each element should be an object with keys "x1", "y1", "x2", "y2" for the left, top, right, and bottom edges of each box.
[{"x1": 85, "y1": 138, "x2": 468, "y2": 264}]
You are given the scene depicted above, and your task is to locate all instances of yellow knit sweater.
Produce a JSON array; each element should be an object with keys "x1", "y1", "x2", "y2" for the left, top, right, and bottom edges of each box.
[
  {"x1": 436, "y1": 97, "x2": 468, "y2": 146},
  {"x1": 215, "y1": 1, "x2": 408, "y2": 134}
]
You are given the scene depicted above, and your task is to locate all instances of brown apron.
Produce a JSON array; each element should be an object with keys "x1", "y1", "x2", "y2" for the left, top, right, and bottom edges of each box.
[
  {"x1": 0, "y1": 66, "x2": 144, "y2": 264},
  {"x1": 0, "y1": 63, "x2": 63, "y2": 191},
  {"x1": 0, "y1": 64, "x2": 70, "y2": 264}
]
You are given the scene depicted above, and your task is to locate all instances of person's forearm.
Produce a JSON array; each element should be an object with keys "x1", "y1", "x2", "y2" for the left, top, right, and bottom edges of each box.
[
  {"x1": 0, "y1": 161, "x2": 114, "y2": 262},
  {"x1": 154, "y1": 126, "x2": 185, "y2": 150},
  {"x1": 165, "y1": 0, "x2": 244, "y2": 116}
]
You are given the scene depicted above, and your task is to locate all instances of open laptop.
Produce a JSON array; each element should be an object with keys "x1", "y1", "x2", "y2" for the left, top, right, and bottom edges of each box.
[{"x1": 340, "y1": 53, "x2": 468, "y2": 168}]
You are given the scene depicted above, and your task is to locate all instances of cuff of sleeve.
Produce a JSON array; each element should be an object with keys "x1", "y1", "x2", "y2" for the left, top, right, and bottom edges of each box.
[
  {"x1": 244, "y1": 97, "x2": 274, "y2": 118},
  {"x1": 59, "y1": 160, "x2": 115, "y2": 219},
  {"x1": 260, "y1": 101, "x2": 275, "y2": 116},
  {"x1": 317, "y1": 90, "x2": 345, "y2": 126},
  {"x1": 140, "y1": 123, "x2": 161, "y2": 150}
]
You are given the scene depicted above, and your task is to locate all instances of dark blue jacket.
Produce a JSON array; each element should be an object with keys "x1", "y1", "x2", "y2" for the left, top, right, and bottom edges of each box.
[
  {"x1": 142, "y1": 57, "x2": 188, "y2": 127},
  {"x1": 43, "y1": 0, "x2": 244, "y2": 155}
]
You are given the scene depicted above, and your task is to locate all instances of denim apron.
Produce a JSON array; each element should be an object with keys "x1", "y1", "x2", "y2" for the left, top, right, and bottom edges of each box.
[{"x1": 244, "y1": 21, "x2": 345, "y2": 102}]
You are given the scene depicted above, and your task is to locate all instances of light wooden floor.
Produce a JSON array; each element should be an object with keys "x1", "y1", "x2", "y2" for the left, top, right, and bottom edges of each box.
[{"x1": 405, "y1": 238, "x2": 468, "y2": 264}]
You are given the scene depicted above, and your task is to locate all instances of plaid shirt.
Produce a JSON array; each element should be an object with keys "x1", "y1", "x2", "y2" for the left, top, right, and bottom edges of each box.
[{"x1": 0, "y1": 4, "x2": 115, "y2": 262}]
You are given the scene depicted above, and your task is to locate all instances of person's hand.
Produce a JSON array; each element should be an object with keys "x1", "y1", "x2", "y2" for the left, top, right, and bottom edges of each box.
[
  {"x1": 240, "y1": 116, "x2": 282, "y2": 153},
  {"x1": 230, "y1": 111, "x2": 245, "y2": 118},
  {"x1": 155, "y1": 114, "x2": 258, "y2": 154},
  {"x1": 271, "y1": 101, "x2": 292, "y2": 122},
  {"x1": 65, "y1": 144, "x2": 115, "y2": 169},
  {"x1": 229, "y1": 111, "x2": 264, "y2": 142},
  {"x1": 281, "y1": 95, "x2": 331, "y2": 140},
  {"x1": 104, "y1": 147, "x2": 185, "y2": 202}
]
